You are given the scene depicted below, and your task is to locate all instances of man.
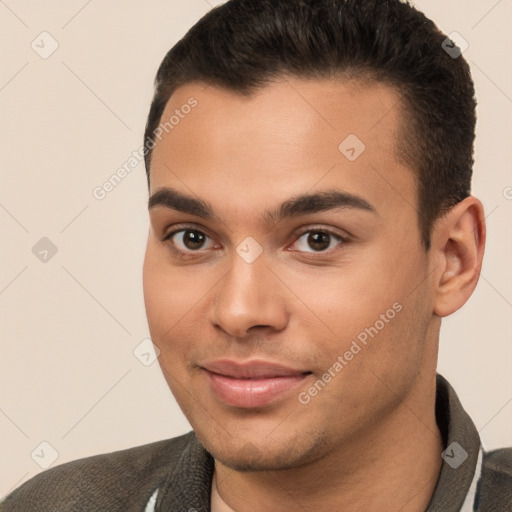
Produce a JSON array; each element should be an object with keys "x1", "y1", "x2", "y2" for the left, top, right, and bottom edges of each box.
[{"x1": 2, "y1": 0, "x2": 511, "y2": 510}]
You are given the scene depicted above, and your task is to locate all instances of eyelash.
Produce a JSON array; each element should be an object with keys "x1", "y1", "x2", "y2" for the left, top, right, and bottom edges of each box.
[{"x1": 160, "y1": 224, "x2": 349, "y2": 259}]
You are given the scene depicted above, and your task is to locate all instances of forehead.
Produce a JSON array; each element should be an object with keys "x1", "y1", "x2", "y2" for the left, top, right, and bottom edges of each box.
[{"x1": 149, "y1": 77, "x2": 416, "y2": 226}]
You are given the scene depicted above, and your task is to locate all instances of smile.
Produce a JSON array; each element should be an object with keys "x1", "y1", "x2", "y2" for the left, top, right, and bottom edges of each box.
[{"x1": 200, "y1": 359, "x2": 312, "y2": 408}]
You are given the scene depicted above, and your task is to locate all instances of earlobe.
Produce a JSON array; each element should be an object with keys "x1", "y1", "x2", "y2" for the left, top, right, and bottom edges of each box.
[{"x1": 432, "y1": 196, "x2": 486, "y2": 317}]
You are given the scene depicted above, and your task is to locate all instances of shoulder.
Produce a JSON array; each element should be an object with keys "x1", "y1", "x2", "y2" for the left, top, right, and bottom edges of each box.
[
  {"x1": 1, "y1": 431, "x2": 198, "y2": 512},
  {"x1": 478, "y1": 447, "x2": 512, "y2": 509},
  {"x1": 481, "y1": 446, "x2": 512, "y2": 481},
  {"x1": 483, "y1": 446, "x2": 512, "y2": 475}
]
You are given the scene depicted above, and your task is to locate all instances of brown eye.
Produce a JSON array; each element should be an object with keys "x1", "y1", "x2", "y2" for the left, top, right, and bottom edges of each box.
[
  {"x1": 181, "y1": 230, "x2": 207, "y2": 250},
  {"x1": 164, "y1": 228, "x2": 216, "y2": 253},
  {"x1": 291, "y1": 229, "x2": 346, "y2": 253},
  {"x1": 307, "y1": 232, "x2": 331, "y2": 251}
]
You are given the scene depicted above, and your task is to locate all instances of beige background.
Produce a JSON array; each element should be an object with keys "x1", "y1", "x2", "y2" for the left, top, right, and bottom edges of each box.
[{"x1": 1, "y1": 0, "x2": 511, "y2": 498}]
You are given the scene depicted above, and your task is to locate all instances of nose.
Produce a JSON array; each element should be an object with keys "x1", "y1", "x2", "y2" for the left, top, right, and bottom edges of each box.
[{"x1": 207, "y1": 250, "x2": 288, "y2": 339}]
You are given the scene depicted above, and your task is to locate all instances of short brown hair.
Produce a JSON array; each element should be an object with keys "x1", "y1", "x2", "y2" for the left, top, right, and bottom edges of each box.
[{"x1": 143, "y1": 0, "x2": 477, "y2": 251}]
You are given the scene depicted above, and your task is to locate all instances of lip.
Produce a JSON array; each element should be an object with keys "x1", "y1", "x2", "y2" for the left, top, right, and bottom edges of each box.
[
  {"x1": 201, "y1": 359, "x2": 312, "y2": 408},
  {"x1": 201, "y1": 359, "x2": 310, "y2": 379}
]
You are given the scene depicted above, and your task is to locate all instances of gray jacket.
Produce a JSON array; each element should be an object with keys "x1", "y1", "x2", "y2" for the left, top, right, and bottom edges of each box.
[{"x1": 2, "y1": 374, "x2": 511, "y2": 511}]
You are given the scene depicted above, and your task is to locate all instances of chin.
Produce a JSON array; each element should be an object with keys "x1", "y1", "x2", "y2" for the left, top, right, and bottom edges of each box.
[
  {"x1": 213, "y1": 448, "x2": 304, "y2": 472},
  {"x1": 198, "y1": 429, "x2": 327, "y2": 472}
]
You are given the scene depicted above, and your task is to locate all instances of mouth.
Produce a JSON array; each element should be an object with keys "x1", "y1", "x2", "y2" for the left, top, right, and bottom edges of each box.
[{"x1": 200, "y1": 359, "x2": 313, "y2": 408}]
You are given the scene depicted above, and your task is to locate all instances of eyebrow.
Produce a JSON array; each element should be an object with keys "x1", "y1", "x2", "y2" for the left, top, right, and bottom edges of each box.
[{"x1": 148, "y1": 186, "x2": 377, "y2": 226}]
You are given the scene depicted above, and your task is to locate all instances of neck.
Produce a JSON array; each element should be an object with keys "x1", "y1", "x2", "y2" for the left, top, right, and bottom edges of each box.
[{"x1": 213, "y1": 372, "x2": 443, "y2": 512}]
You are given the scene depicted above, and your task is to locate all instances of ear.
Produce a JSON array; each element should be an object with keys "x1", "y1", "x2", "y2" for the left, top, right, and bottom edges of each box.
[{"x1": 431, "y1": 196, "x2": 486, "y2": 317}]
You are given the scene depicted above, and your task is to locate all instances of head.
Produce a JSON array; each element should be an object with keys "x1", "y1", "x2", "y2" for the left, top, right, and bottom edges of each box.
[{"x1": 142, "y1": 0, "x2": 485, "y2": 471}]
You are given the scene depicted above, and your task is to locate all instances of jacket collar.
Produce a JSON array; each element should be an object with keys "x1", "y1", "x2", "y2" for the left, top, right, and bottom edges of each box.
[{"x1": 426, "y1": 373, "x2": 481, "y2": 511}]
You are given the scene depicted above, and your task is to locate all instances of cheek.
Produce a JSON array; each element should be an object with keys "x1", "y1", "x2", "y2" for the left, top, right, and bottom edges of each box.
[
  {"x1": 143, "y1": 244, "x2": 188, "y2": 349},
  {"x1": 285, "y1": 251, "x2": 424, "y2": 376},
  {"x1": 285, "y1": 260, "x2": 400, "y2": 338},
  {"x1": 142, "y1": 242, "x2": 215, "y2": 368},
  {"x1": 143, "y1": 243, "x2": 195, "y2": 323},
  {"x1": 142, "y1": 262, "x2": 192, "y2": 392}
]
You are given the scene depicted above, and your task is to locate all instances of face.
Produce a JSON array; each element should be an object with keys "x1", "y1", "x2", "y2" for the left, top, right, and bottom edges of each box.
[{"x1": 143, "y1": 77, "x2": 436, "y2": 471}]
